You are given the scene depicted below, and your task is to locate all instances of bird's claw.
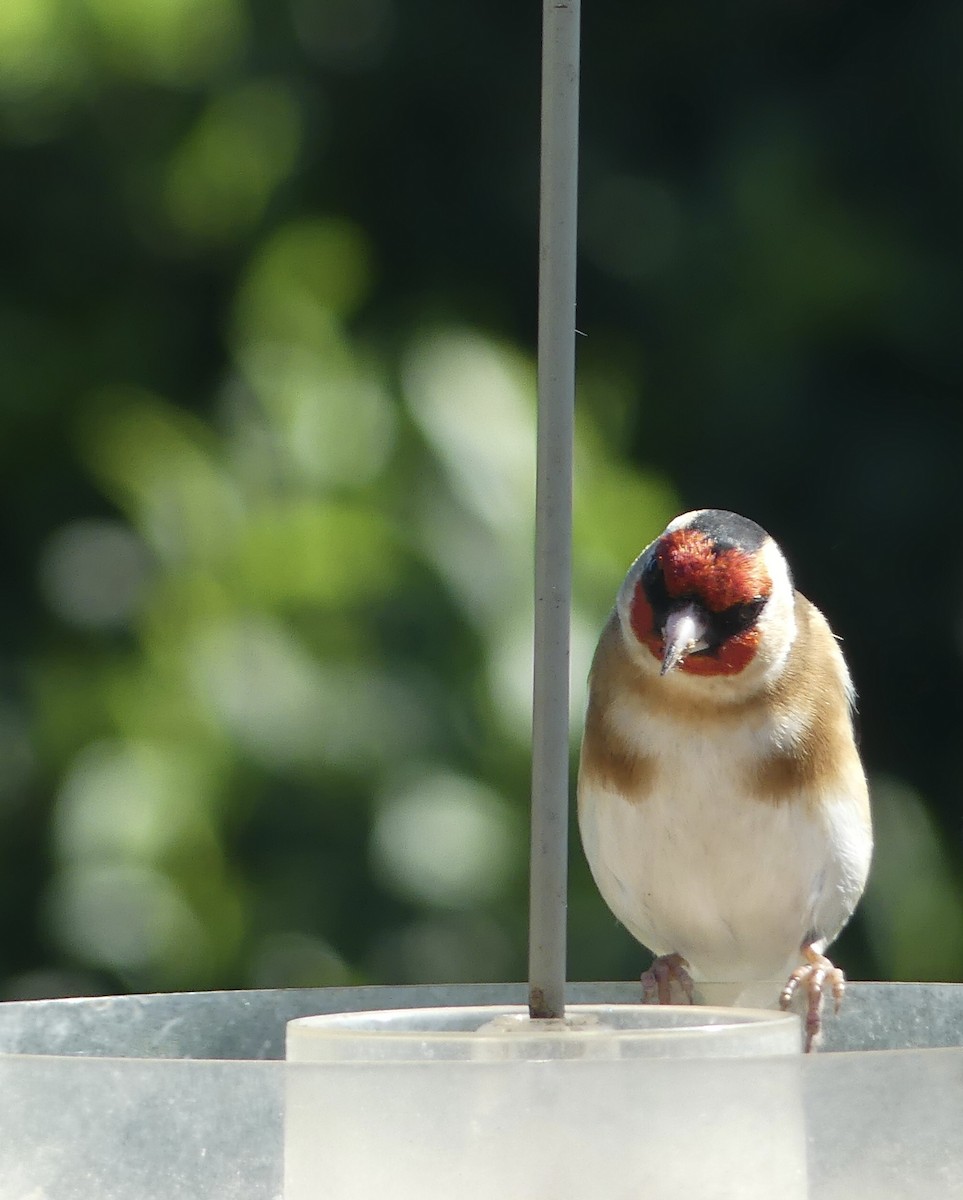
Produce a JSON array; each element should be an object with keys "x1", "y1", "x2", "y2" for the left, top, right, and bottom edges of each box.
[
  {"x1": 641, "y1": 952, "x2": 695, "y2": 1005},
  {"x1": 780, "y1": 946, "x2": 845, "y2": 1052}
]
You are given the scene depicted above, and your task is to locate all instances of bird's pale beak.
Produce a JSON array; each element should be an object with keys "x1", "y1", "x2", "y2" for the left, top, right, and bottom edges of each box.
[{"x1": 660, "y1": 603, "x2": 710, "y2": 676}]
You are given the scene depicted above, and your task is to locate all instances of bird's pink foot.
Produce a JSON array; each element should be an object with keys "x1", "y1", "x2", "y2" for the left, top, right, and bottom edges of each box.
[
  {"x1": 780, "y1": 945, "x2": 845, "y2": 1052},
  {"x1": 641, "y1": 952, "x2": 695, "y2": 1005}
]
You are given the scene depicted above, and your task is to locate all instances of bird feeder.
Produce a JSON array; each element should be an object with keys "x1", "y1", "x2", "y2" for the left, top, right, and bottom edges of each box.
[{"x1": 1, "y1": 983, "x2": 962, "y2": 1197}]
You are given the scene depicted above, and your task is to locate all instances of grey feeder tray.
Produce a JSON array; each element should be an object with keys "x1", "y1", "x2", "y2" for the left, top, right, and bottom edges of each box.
[{"x1": 0, "y1": 981, "x2": 960, "y2": 1199}]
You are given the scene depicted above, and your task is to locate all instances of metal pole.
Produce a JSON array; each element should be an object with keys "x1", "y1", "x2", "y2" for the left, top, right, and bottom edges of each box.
[{"x1": 528, "y1": 0, "x2": 580, "y2": 1021}]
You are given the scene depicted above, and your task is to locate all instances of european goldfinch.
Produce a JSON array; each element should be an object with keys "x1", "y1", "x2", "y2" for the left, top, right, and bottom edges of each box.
[{"x1": 577, "y1": 509, "x2": 872, "y2": 1050}]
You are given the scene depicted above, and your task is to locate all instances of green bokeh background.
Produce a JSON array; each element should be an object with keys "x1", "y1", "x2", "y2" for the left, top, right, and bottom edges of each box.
[{"x1": 0, "y1": 0, "x2": 960, "y2": 1000}]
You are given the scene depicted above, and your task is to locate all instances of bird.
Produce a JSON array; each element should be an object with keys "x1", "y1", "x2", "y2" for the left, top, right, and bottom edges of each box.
[{"x1": 577, "y1": 508, "x2": 872, "y2": 1051}]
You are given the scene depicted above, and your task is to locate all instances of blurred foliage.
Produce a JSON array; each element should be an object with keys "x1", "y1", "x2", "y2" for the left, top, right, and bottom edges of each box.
[{"x1": 0, "y1": 0, "x2": 961, "y2": 1001}]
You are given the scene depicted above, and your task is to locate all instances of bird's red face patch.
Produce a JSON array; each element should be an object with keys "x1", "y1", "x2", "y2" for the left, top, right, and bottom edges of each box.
[
  {"x1": 674, "y1": 626, "x2": 761, "y2": 675},
  {"x1": 657, "y1": 529, "x2": 770, "y2": 613},
  {"x1": 628, "y1": 585, "x2": 662, "y2": 660},
  {"x1": 628, "y1": 528, "x2": 772, "y2": 677}
]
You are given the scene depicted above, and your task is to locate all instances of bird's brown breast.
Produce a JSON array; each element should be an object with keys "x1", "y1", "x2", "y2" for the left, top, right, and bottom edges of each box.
[
  {"x1": 579, "y1": 596, "x2": 869, "y2": 817},
  {"x1": 745, "y1": 594, "x2": 868, "y2": 814},
  {"x1": 580, "y1": 690, "x2": 657, "y2": 800}
]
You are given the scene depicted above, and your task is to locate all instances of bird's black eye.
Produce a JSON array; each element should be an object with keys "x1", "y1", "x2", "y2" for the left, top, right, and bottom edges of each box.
[
  {"x1": 699, "y1": 596, "x2": 768, "y2": 651},
  {"x1": 641, "y1": 554, "x2": 669, "y2": 609},
  {"x1": 727, "y1": 596, "x2": 767, "y2": 632}
]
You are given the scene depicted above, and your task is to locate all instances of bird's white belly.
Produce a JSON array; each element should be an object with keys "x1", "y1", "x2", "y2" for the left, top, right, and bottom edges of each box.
[{"x1": 579, "y1": 729, "x2": 838, "y2": 982}]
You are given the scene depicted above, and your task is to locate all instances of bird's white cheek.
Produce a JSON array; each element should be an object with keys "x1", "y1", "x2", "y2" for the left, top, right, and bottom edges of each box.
[{"x1": 753, "y1": 539, "x2": 797, "y2": 674}]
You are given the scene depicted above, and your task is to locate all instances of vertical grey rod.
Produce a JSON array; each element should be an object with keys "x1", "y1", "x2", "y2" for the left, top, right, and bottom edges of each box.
[{"x1": 528, "y1": 0, "x2": 580, "y2": 1021}]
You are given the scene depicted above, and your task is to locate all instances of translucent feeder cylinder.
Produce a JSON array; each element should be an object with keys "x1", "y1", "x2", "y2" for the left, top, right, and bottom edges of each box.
[{"x1": 285, "y1": 1002, "x2": 805, "y2": 1199}]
